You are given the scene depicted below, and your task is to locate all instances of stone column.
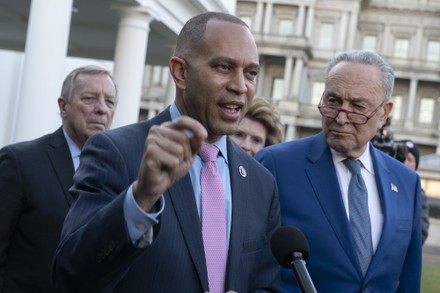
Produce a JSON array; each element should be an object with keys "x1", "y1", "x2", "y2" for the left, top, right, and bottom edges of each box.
[
  {"x1": 14, "y1": 0, "x2": 73, "y2": 142},
  {"x1": 405, "y1": 77, "x2": 418, "y2": 128},
  {"x1": 112, "y1": 6, "x2": 155, "y2": 128},
  {"x1": 285, "y1": 122, "x2": 297, "y2": 141},
  {"x1": 413, "y1": 26, "x2": 423, "y2": 60},
  {"x1": 381, "y1": 24, "x2": 391, "y2": 55},
  {"x1": 346, "y1": 11, "x2": 358, "y2": 50},
  {"x1": 254, "y1": 1, "x2": 264, "y2": 33},
  {"x1": 263, "y1": 2, "x2": 273, "y2": 34},
  {"x1": 291, "y1": 58, "x2": 304, "y2": 100},
  {"x1": 296, "y1": 4, "x2": 306, "y2": 36},
  {"x1": 256, "y1": 57, "x2": 266, "y2": 96},
  {"x1": 283, "y1": 57, "x2": 294, "y2": 99},
  {"x1": 305, "y1": 5, "x2": 315, "y2": 40},
  {"x1": 338, "y1": 11, "x2": 348, "y2": 50},
  {"x1": 165, "y1": 77, "x2": 176, "y2": 107}
]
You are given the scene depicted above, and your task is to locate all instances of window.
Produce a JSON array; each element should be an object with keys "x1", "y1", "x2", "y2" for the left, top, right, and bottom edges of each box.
[
  {"x1": 271, "y1": 78, "x2": 284, "y2": 101},
  {"x1": 427, "y1": 41, "x2": 440, "y2": 62},
  {"x1": 319, "y1": 23, "x2": 334, "y2": 49},
  {"x1": 362, "y1": 36, "x2": 377, "y2": 52},
  {"x1": 311, "y1": 82, "x2": 325, "y2": 105},
  {"x1": 391, "y1": 95, "x2": 403, "y2": 120},
  {"x1": 418, "y1": 97, "x2": 435, "y2": 124},
  {"x1": 394, "y1": 38, "x2": 409, "y2": 58},
  {"x1": 278, "y1": 19, "x2": 293, "y2": 35}
]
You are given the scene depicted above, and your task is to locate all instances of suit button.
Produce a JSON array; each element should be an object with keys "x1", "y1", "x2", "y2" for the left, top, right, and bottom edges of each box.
[{"x1": 362, "y1": 284, "x2": 369, "y2": 291}]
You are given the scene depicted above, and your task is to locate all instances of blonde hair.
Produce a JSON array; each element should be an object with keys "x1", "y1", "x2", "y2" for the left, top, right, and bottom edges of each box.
[{"x1": 245, "y1": 96, "x2": 283, "y2": 146}]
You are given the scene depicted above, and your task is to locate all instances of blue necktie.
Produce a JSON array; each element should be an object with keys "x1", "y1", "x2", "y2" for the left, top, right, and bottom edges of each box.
[{"x1": 344, "y1": 159, "x2": 373, "y2": 276}]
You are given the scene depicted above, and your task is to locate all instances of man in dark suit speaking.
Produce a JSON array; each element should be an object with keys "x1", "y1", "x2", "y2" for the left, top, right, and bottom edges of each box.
[
  {"x1": 0, "y1": 65, "x2": 117, "y2": 292},
  {"x1": 52, "y1": 12, "x2": 280, "y2": 292}
]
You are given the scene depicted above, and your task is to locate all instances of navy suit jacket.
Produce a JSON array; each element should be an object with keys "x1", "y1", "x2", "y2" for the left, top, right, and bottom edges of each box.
[
  {"x1": 256, "y1": 132, "x2": 422, "y2": 293},
  {"x1": 0, "y1": 127, "x2": 74, "y2": 293},
  {"x1": 53, "y1": 108, "x2": 281, "y2": 292}
]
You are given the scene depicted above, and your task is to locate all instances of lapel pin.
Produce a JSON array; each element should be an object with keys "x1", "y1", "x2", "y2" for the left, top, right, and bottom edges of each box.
[
  {"x1": 239, "y1": 166, "x2": 247, "y2": 178},
  {"x1": 390, "y1": 183, "x2": 398, "y2": 192}
]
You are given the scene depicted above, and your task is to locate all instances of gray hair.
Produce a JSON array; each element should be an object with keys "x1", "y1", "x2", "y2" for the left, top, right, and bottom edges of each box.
[
  {"x1": 60, "y1": 65, "x2": 117, "y2": 103},
  {"x1": 325, "y1": 50, "x2": 395, "y2": 101}
]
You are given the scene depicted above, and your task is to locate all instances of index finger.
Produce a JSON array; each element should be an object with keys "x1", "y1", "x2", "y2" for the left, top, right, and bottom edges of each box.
[{"x1": 166, "y1": 116, "x2": 207, "y2": 154}]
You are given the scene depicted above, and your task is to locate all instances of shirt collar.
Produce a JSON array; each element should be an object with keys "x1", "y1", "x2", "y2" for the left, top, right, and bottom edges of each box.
[
  {"x1": 62, "y1": 127, "x2": 81, "y2": 158},
  {"x1": 330, "y1": 143, "x2": 375, "y2": 175}
]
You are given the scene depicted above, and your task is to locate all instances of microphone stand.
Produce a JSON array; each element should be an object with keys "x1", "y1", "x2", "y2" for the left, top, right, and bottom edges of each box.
[{"x1": 288, "y1": 252, "x2": 317, "y2": 293}]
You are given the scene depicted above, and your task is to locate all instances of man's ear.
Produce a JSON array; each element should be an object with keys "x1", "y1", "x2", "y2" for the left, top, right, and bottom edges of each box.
[
  {"x1": 58, "y1": 96, "x2": 67, "y2": 118},
  {"x1": 169, "y1": 56, "x2": 187, "y2": 90},
  {"x1": 378, "y1": 101, "x2": 393, "y2": 127},
  {"x1": 382, "y1": 101, "x2": 393, "y2": 120}
]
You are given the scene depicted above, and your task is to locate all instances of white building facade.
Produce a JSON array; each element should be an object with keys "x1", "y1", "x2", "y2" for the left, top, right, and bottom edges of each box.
[
  {"x1": 234, "y1": 0, "x2": 440, "y2": 197},
  {"x1": 1, "y1": 0, "x2": 439, "y2": 196},
  {"x1": 0, "y1": 0, "x2": 235, "y2": 146}
]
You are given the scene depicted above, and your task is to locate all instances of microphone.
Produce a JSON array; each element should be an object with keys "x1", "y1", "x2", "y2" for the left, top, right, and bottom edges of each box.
[{"x1": 270, "y1": 226, "x2": 317, "y2": 293}]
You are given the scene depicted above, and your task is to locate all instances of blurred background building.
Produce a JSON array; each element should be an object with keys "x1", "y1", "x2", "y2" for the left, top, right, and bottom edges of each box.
[
  {"x1": 235, "y1": 0, "x2": 440, "y2": 200},
  {"x1": 0, "y1": 0, "x2": 439, "y2": 199}
]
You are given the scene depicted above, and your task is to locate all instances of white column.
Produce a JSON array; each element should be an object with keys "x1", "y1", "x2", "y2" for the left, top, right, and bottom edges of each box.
[
  {"x1": 256, "y1": 57, "x2": 266, "y2": 96},
  {"x1": 0, "y1": 51, "x2": 24, "y2": 147},
  {"x1": 381, "y1": 24, "x2": 391, "y2": 55},
  {"x1": 338, "y1": 11, "x2": 348, "y2": 50},
  {"x1": 165, "y1": 77, "x2": 176, "y2": 107},
  {"x1": 405, "y1": 77, "x2": 418, "y2": 128},
  {"x1": 143, "y1": 65, "x2": 153, "y2": 88},
  {"x1": 296, "y1": 4, "x2": 306, "y2": 36},
  {"x1": 291, "y1": 58, "x2": 304, "y2": 100},
  {"x1": 285, "y1": 123, "x2": 296, "y2": 141},
  {"x1": 305, "y1": 5, "x2": 315, "y2": 40},
  {"x1": 263, "y1": 2, "x2": 273, "y2": 34},
  {"x1": 14, "y1": 0, "x2": 73, "y2": 143},
  {"x1": 112, "y1": 7, "x2": 155, "y2": 128},
  {"x1": 283, "y1": 57, "x2": 294, "y2": 99},
  {"x1": 346, "y1": 11, "x2": 358, "y2": 50},
  {"x1": 413, "y1": 26, "x2": 423, "y2": 59},
  {"x1": 437, "y1": 124, "x2": 440, "y2": 154},
  {"x1": 255, "y1": 2, "x2": 264, "y2": 33}
]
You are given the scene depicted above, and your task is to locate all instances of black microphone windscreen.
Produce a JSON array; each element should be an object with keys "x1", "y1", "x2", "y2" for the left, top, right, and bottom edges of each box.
[{"x1": 270, "y1": 226, "x2": 310, "y2": 268}]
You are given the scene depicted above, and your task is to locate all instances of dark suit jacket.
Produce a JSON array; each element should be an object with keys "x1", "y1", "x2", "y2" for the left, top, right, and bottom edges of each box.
[
  {"x1": 256, "y1": 132, "x2": 422, "y2": 293},
  {"x1": 0, "y1": 127, "x2": 74, "y2": 293},
  {"x1": 53, "y1": 108, "x2": 281, "y2": 292}
]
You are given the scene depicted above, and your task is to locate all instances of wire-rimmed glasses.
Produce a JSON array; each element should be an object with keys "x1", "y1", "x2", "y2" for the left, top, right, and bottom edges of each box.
[{"x1": 317, "y1": 98, "x2": 386, "y2": 125}]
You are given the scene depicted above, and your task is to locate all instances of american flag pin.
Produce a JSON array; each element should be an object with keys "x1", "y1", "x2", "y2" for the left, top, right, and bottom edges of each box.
[
  {"x1": 239, "y1": 166, "x2": 247, "y2": 178},
  {"x1": 390, "y1": 184, "x2": 398, "y2": 192}
]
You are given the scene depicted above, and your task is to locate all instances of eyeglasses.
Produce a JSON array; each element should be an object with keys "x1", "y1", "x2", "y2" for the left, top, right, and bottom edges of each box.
[{"x1": 317, "y1": 99, "x2": 386, "y2": 125}]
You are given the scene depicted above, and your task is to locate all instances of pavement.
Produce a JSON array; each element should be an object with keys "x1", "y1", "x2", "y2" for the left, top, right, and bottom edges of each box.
[{"x1": 423, "y1": 218, "x2": 440, "y2": 266}]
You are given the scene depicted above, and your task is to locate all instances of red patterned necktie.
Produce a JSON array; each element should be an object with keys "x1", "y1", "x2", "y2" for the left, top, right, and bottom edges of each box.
[{"x1": 199, "y1": 143, "x2": 227, "y2": 293}]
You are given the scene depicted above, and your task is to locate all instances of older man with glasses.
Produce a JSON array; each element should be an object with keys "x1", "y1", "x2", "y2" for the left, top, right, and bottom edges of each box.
[{"x1": 256, "y1": 50, "x2": 422, "y2": 293}]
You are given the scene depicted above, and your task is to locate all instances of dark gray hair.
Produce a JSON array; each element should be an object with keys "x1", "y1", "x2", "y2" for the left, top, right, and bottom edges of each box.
[
  {"x1": 60, "y1": 65, "x2": 117, "y2": 103},
  {"x1": 325, "y1": 50, "x2": 395, "y2": 101},
  {"x1": 174, "y1": 12, "x2": 249, "y2": 58}
]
